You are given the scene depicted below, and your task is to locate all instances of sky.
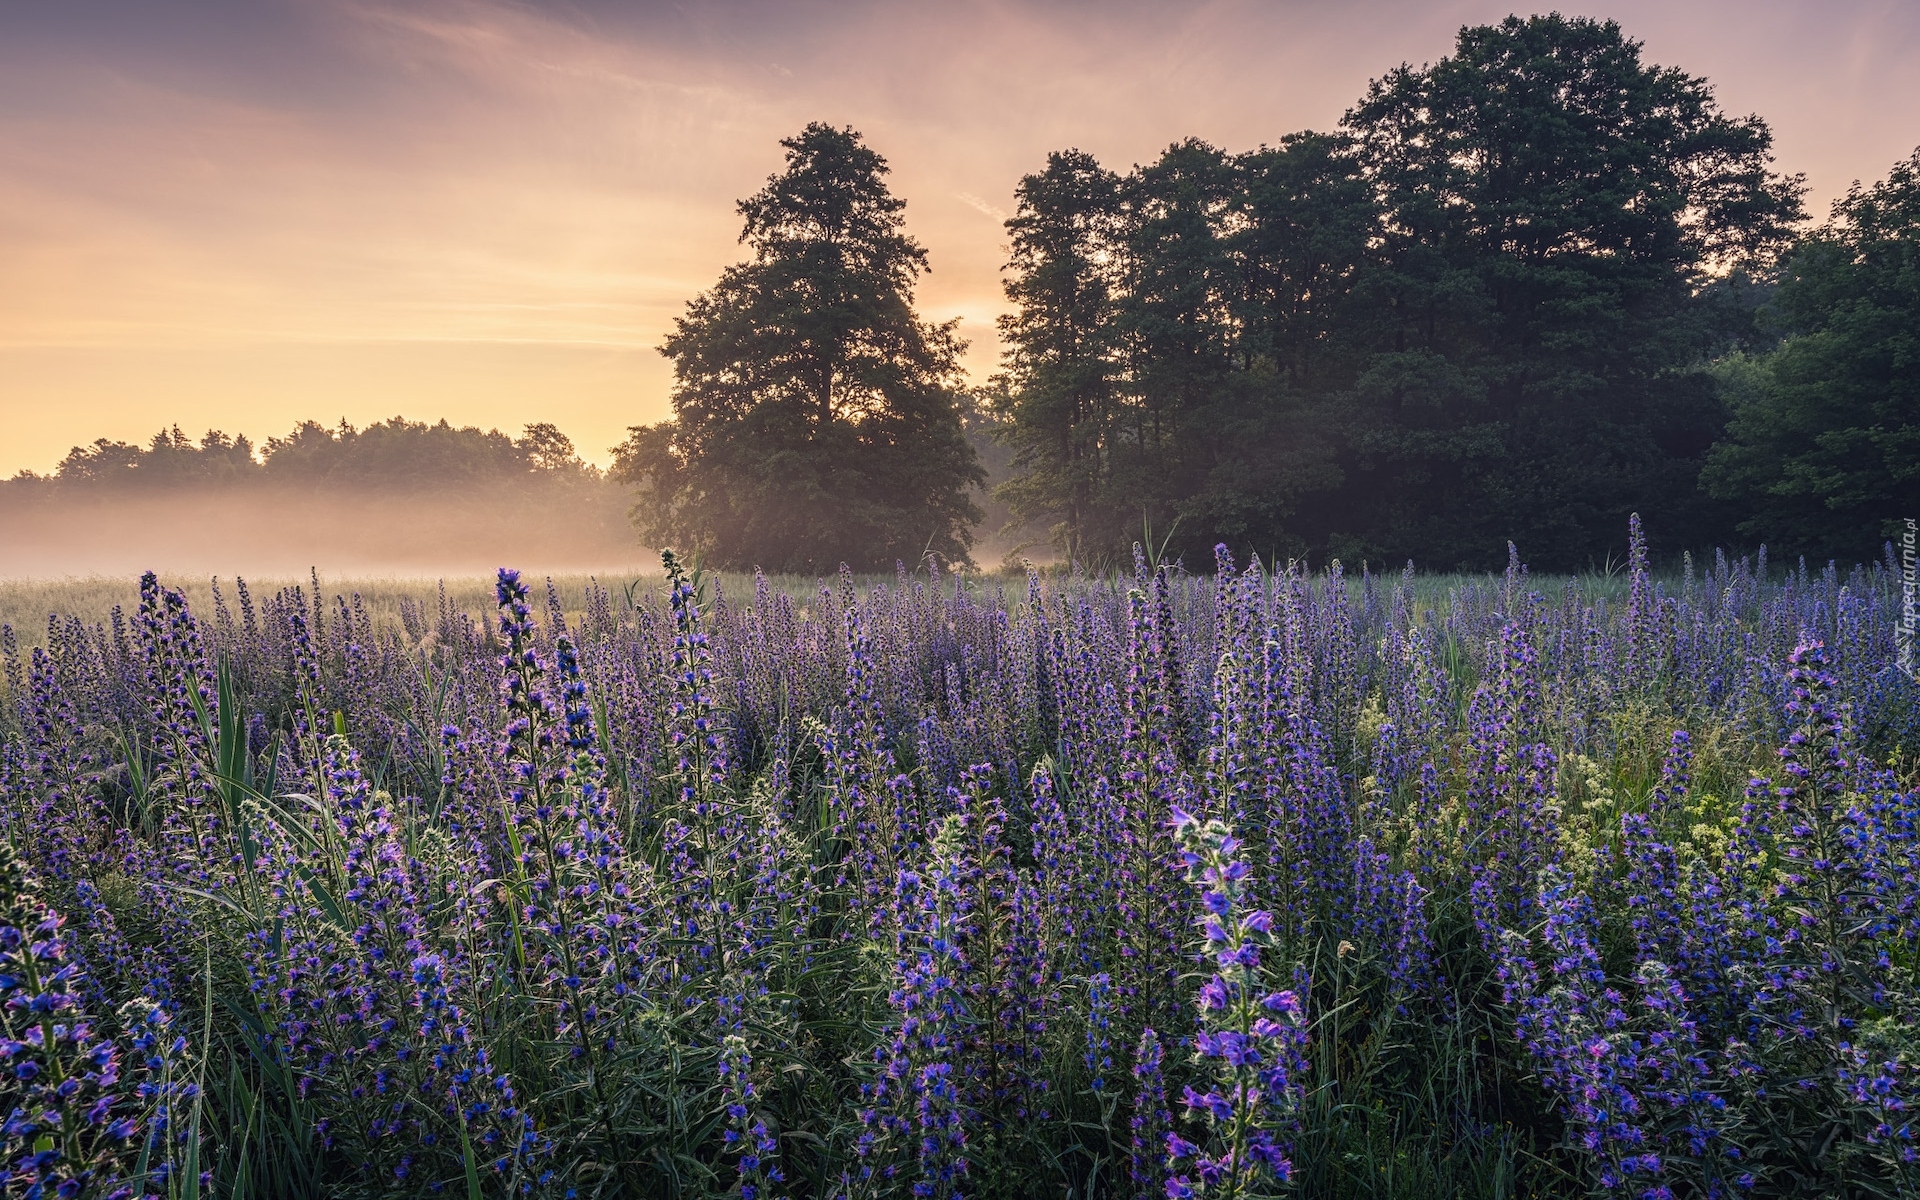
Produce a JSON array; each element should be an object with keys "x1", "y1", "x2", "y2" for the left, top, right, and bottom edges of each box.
[{"x1": 2, "y1": 0, "x2": 1916, "y2": 478}]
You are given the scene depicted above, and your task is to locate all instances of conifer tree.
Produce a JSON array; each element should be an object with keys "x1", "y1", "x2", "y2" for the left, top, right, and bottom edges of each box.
[{"x1": 616, "y1": 123, "x2": 982, "y2": 571}]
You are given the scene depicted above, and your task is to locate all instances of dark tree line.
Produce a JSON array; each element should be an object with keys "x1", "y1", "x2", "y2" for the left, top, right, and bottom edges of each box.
[
  {"x1": 992, "y1": 14, "x2": 1824, "y2": 571},
  {"x1": 7, "y1": 417, "x2": 599, "y2": 496},
  {"x1": 1702, "y1": 151, "x2": 1920, "y2": 561},
  {"x1": 623, "y1": 14, "x2": 1909, "y2": 575}
]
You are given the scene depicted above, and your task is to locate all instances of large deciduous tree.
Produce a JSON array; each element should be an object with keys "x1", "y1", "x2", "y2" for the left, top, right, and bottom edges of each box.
[
  {"x1": 614, "y1": 123, "x2": 982, "y2": 572},
  {"x1": 1334, "y1": 13, "x2": 1804, "y2": 568}
]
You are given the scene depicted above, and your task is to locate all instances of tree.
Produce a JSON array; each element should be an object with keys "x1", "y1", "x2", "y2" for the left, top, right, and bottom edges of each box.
[
  {"x1": 1173, "y1": 133, "x2": 1367, "y2": 560},
  {"x1": 517, "y1": 423, "x2": 592, "y2": 476},
  {"x1": 1334, "y1": 13, "x2": 1803, "y2": 568},
  {"x1": 614, "y1": 123, "x2": 982, "y2": 572},
  {"x1": 54, "y1": 439, "x2": 143, "y2": 486},
  {"x1": 1112, "y1": 139, "x2": 1240, "y2": 547},
  {"x1": 1704, "y1": 150, "x2": 1920, "y2": 561},
  {"x1": 6, "y1": 416, "x2": 614, "y2": 514},
  {"x1": 989, "y1": 149, "x2": 1124, "y2": 558}
]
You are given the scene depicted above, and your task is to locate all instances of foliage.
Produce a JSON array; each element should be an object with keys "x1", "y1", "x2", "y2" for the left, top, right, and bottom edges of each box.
[
  {"x1": 988, "y1": 149, "x2": 1124, "y2": 561},
  {"x1": 614, "y1": 123, "x2": 983, "y2": 572},
  {"x1": 992, "y1": 15, "x2": 1806, "y2": 570},
  {"x1": 1704, "y1": 148, "x2": 1920, "y2": 562},
  {"x1": 5, "y1": 418, "x2": 599, "y2": 496}
]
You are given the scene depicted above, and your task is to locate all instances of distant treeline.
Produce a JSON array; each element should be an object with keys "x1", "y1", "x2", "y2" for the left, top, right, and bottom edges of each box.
[
  {"x1": 989, "y1": 14, "x2": 1914, "y2": 571},
  {"x1": 0, "y1": 416, "x2": 647, "y2": 577},
  {"x1": 4, "y1": 417, "x2": 602, "y2": 497}
]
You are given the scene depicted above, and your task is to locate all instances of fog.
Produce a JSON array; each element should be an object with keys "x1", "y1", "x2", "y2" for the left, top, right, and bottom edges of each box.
[{"x1": 0, "y1": 486, "x2": 650, "y2": 581}]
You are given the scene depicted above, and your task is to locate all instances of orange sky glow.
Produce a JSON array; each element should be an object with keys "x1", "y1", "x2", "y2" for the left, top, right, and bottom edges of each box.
[{"x1": 2, "y1": 0, "x2": 1917, "y2": 477}]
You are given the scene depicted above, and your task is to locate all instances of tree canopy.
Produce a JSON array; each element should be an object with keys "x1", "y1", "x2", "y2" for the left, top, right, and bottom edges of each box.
[
  {"x1": 614, "y1": 123, "x2": 982, "y2": 572},
  {"x1": 990, "y1": 14, "x2": 1808, "y2": 571},
  {"x1": 6, "y1": 418, "x2": 595, "y2": 495},
  {"x1": 1703, "y1": 150, "x2": 1920, "y2": 561}
]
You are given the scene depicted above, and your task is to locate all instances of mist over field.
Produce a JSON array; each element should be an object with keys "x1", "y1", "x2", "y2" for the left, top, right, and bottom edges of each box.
[
  {"x1": 0, "y1": 485, "x2": 642, "y2": 581},
  {"x1": 0, "y1": 473, "x2": 649, "y2": 583},
  {"x1": 0, "y1": 415, "x2": 663, "y2": 582},
  {"x1": 0, "y1": 406, "x2": 1025, "y2": 582}
]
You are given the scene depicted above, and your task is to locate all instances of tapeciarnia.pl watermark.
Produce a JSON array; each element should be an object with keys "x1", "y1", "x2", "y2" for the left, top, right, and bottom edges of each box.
[{"x1": 1901, "y1": 517, "x2": 1917, "y2": 681}]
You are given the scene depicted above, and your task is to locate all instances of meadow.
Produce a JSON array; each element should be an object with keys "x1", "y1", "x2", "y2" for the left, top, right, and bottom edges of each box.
[{"x1": 2, "y1": 523, "x2": 1916, "y2": 1200}]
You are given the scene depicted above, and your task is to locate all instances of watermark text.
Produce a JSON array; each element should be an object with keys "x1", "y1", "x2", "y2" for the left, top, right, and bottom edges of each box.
[{"x1": 1901, "y1": 517, "x2": 1916, "y2": 680}]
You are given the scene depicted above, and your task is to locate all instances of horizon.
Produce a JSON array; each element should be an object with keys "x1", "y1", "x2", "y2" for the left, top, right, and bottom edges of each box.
[{"x1": 3, "y1": 0, "x2": 1917, "y2": 477}]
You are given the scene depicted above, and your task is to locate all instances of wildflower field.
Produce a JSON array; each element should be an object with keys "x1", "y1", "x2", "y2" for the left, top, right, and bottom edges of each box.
[{"x1": 3, "y1": 522, "x2": 1918, "y2": 1200}]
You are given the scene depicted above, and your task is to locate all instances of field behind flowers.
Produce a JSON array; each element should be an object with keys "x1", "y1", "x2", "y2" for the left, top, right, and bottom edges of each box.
[{"x1": 2, "y1": 525, "x2": 1917, "y2": 1200}]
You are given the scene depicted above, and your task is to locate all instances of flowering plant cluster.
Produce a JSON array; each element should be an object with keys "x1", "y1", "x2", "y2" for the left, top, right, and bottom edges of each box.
[
  {"x1": 0, "y1": 527, "x2": 1911, "y2": 1199},
  {"x1": 0, "y1": 842, "x2": 158, "y2": 1200},
  {"x1": 1162, "y1": 809, "x2": 1309, "y2": 1199}
]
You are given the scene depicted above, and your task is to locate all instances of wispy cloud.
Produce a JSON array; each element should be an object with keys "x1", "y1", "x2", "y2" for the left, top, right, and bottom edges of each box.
[{"x1": 957, "y1": 192, "x2": 1008, "y2": 222}]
